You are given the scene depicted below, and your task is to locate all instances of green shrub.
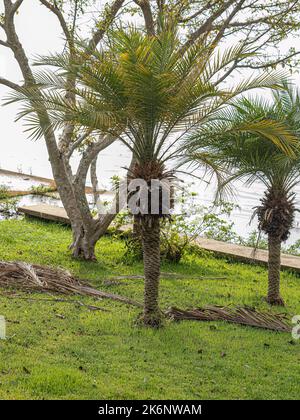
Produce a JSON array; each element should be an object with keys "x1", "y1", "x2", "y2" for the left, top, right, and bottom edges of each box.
[
  {"x1": 30, "y1": 184, "x2": 56, "y2": 195},
  {"x1": 160, "y1": 186, "x2": 240, "y2": 263},
  {"x1": 0, "y1": 185, "x2": 9, "y2": 200}
]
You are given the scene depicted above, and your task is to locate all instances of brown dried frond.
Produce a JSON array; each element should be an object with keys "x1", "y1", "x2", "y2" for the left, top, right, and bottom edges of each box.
[
  {"x1": 0, "y1": 261, "x2": 142, "y2": 307},
  {"x1": 256, "y1": 187, "x2": 295, "y2": 241},
  {"x1": 167, "y1": 305, "x2": 291, "y2": 332},
  {"x1": 129, "y1": 161, "x2": 165, "y2": 182}
]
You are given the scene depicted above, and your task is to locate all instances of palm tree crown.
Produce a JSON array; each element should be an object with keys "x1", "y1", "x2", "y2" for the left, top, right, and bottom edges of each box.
[
  {"x1": 186, "y1": 85, "x2": 300, "y2": 305},
  {"x1": 11, "y1": 26, "x2": 295, "y2": 175}
]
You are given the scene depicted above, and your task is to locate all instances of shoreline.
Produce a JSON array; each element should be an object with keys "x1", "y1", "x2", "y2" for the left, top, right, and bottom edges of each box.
[{"x1": 0, "y1": 168, "x2": 106, "y2": 195}]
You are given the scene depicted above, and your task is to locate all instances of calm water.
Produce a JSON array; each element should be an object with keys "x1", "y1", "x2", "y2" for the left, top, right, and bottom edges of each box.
[{"x1": 1, "y1": 139, "x2": 300, "y2": 245}]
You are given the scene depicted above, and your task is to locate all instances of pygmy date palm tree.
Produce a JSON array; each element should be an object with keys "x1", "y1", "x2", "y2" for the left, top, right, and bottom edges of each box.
[
  {"x1": 186, "y1": 87, "x2": 300, "y2": 306},
  {"x1": 12, "y1": 26, "x2": 297, "y2": 325}
]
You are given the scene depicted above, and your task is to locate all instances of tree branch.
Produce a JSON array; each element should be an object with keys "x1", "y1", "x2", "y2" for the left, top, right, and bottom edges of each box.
[
  {"x1": 89, "y1": 0, "x2": 126, "y2": 49},
  {"x1": 90, "y1": 155, "x2": 100, "y2": 206},
  {"x1": 3, "y1": 0, "x2": 35, "y2": 84},
  {"x1": 134, "y1": 0, "x2": 155, "y2": 35},
  {"x1": 211, "y1": 0, "x2": 247, "y2": 46},
  {"x1": 214, "y1": 59, "x2": 239, "y2": 87},
  {"x1": 39, "y1": 0, "x2": 73, "y2": 49},
  {"x1": 180, "y1": 0, "x2": 218, "y2": 23},
  {"x1": 156, "y1": 0, "x2": 165, "y2": 14},
  {"x1": 237, "y1": 51, "x2": 300, "y2": 69},
  {"x1": 11, "y1": 0, "x2": 24, "y2": 14},
  {"x1": 180, "y1": 0, "x2": 236, "y2": 53},
  {"x1": 0, "y1": 76, "x2": 21, "y2": 91},
  {"x1": 75, "y1": 135, "x2": 116, "y2": 185},
  {"x1": 67, "y1": 130, "x2": 92, "y2": 159},
  {"x1": 0, "y1": 39, "x2": 9, "y2": 47}
]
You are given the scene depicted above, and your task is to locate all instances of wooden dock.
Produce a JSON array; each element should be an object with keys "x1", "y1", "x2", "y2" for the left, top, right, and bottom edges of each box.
[
  {"x1": 196, "y1": 237, "x2": 300, "y2": 273},
  {"x1": 18, "y1": 204, "x2": 300, "y2": 273},
  {"x1": 18, "y1": 204, "x2": 70, "y2": 225}
]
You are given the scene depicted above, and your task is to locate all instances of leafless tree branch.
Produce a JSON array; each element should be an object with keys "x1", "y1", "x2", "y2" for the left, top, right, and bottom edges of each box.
[
  {"x1": 39, "y1": 0, "x2": 73, "y2": 48},
  {"x1": 237, "y1": 51, "x2": 300, "y2": 69},
  {"x1": 180, "y1": 0, "x2": 236, "y2": 53},
  {"x1": 89, "y1": 0, "x2": 126, "y2": 48},
  {"x1": 134, "y1": 0, "x2": 155, "y2": 35},
  {"x1": 11, "y1": 0, "x2": 24, "y2": 14},
  {"x1": 0, "y1": 39, "x2": 9, "y2": 47},
  {"x1": 0, "y1": 76, "x2": 21, "y2": 91}
]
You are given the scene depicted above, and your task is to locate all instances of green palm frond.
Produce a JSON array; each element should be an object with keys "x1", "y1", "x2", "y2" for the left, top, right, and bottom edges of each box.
[
  {"x1": 202, "y1": 43, "x2": 254, "y2": 84},
  {"x1": 185, "y1": 84, "x2": 300, "y2": 197},
  {"x1": 5, "y1": 25, "x2": 297, "y2": 190}
]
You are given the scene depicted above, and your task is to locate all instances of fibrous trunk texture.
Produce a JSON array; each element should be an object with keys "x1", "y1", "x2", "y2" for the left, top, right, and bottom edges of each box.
[
  {"x1": 131, "y1": 215, "x2": 143, "y2": 259},
  {"x1": 267, "y1": 235, "x2": 285, "y2": 306},
  {"x1": 133, "y1": 215, "x2": 141, "y2": 239},
  {"x1": 257, "y1": 187, "x2": 294, "y2": 307},
  {"x1": 140, "y1": 216, "x2": 162, "y2": 327}
]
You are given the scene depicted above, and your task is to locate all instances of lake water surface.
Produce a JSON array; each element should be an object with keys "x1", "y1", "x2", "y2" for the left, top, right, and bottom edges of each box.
[{"x1": 1, "y1": 138, "x2": 300, "y2": 246}]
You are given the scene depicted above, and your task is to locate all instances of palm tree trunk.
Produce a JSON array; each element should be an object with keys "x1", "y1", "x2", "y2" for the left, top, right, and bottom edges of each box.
[
  {"x1": 133, "y1": 215, "x2": 141, "y2": 239},
  {"x1": 267, "y1": 235, "x2": 285, "y2": 306},
  {"x1": 131, "y1": 215, "x2": 143, "y2": 260},
  {"x1": 140, "y1": 216, "x2": 162, "y2": 327}
]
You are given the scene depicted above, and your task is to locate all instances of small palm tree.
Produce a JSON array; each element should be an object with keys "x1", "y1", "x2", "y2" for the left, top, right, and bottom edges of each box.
[
  {"x1": 186, "y1": 87, "x2": 300, "y2": 306},
  {"x1": 12, "y1": 26, "x2": 296, "y2": 325}
]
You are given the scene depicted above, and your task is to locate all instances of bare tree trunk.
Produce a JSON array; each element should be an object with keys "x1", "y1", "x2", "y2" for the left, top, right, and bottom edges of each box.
[
  {"x1": 90, "y1": 156, "x2": 100, "y2": 206},
  {"x1": 140, "y1": 216, "x2": 162, "y2": 327},
  {"x1": 70, "y1": 221, "x2": 98, "y2": 261},
  {"x1": 67, "y1": 166, "x2": 107, "y2": 260},
  {"x1": 267, "y1": 235, "x2": 285, "y2": 306},
  {"x1": 70, "y1": 213, "x2": 117, "y2": 260}
]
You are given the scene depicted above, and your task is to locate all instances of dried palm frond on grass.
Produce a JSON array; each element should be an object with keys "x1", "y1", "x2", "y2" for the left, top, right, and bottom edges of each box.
[
  {"x1": 167, "y1": 305, "x2": 291, "y2": 332},
  {"x1": 0, "y1": 261, "x2": 142, "y2": 307},
  {"x1": 108, "y1": 273, "x2": 226, "y2": 281}
]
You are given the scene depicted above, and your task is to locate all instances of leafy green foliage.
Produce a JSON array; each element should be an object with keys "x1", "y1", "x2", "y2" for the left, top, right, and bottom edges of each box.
[
  {"x1": 160, "y1": 187, "x2": 239, "y2": 262},
  {"x1": 0, "y1": 186, "x2": 18, "y2": 218},
  {"x1": 0, "y1": 185, "x2": 9, "y2": 200},
  {"x1": 238, "y1": 230, "x2": 268, "y2": 250},
  {"x1": 29, "y1": 184, "x2": 56, "y2": 195},
  {"x1": 0, "y1": 198, "x2": 18, "y2": 215},
  {"x1": 187, "y1": 86, "x2": 300, "y2": 194},
  {"x1": 285, "y1": 239, "x2": 300, "y2": 256}
]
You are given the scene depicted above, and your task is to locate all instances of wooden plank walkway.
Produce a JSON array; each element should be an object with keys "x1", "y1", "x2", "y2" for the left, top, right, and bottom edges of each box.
[
  {"x1": 18, "y1": 204, "x2": 70, "y2": 225},
  {"x1": 18, "y1": 204, "x2": 300, "y2": 273},
  {"x1": 196, "y1": 237, "x2": 300, "y2": 273}
]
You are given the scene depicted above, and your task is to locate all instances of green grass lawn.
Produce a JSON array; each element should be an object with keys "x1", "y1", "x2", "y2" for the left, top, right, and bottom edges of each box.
[{"x1": 0, "y1": 218, "x2": 299, "y2": 400}]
